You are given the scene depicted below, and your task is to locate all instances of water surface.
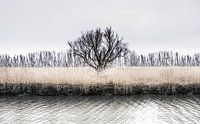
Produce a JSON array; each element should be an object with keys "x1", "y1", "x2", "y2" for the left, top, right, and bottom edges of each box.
[{"x1": 0, "y1": 95, "x2": 200, "y2": 124}]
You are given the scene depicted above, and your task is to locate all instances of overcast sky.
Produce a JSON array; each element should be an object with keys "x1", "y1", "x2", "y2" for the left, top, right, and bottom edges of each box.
[{"x1": 0, "y1": 0, "x2": 200, "y2": 55}]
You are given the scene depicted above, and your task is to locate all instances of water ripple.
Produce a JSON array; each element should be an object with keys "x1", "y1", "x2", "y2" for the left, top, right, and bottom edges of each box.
[{"x1": 0, "y1": 95, "x2": 200, "y2": 124}]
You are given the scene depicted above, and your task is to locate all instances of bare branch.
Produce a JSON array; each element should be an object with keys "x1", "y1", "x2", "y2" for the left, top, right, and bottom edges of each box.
[{"x1": 68, "y1": 27, "x2": 129, "y2": 71}]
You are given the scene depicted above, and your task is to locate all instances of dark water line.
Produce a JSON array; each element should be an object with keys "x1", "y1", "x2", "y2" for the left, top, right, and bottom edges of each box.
[{"x1": 1, "y1": 83, "x2": 200, "y2": 96}]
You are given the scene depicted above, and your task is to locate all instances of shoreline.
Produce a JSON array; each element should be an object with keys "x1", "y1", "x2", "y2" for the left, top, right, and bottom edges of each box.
[
  {"x1": 1, "y1": 67, "x2": 200, "y2": 95},
  {"x1": 1, "y1": 83, "x2": 200, "y2": 95}
]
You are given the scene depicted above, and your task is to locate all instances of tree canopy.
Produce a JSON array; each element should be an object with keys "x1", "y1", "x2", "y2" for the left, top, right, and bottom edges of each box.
[{"x1": 68, "y1": 27, "x2": 129, "y2": 71}]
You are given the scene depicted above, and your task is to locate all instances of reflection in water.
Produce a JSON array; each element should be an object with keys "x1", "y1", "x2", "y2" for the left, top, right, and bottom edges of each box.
[{"x1": 0, "y1": 95, "x2": 200, "y2": 124}]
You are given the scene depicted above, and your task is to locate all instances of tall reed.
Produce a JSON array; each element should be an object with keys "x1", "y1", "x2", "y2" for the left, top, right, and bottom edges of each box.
[{"x1": 0, "y1": 67, "x2": 200, "y2": 95}]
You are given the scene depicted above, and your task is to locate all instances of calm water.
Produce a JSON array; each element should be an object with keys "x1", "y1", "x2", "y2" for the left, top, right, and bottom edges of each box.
[{"x1": 0, "y1": 95, "x2": 200, "y2": 124}]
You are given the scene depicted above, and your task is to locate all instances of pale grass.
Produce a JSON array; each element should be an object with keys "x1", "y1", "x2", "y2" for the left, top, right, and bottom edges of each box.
[{"x1": 0, "y1": 67, "x2": 200, "y2": 85}]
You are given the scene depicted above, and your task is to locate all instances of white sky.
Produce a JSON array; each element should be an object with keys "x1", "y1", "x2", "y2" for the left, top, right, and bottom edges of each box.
[{"x1": 0, "y1": 0, "x2": 200, "y2": 55}]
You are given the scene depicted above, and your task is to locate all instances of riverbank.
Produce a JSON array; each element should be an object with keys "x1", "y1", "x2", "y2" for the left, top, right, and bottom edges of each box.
[{"x1": 0, "y1": 67, "x2": 200, "y2": 95}]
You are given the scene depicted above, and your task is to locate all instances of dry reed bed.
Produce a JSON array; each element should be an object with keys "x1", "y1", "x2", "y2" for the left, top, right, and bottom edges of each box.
[
  {"x1": 0, "y1": 67, "x2": 200, "y2": 95},
  {"x1": 1, "y1": 67, "x2": 200, "y2": 84}
]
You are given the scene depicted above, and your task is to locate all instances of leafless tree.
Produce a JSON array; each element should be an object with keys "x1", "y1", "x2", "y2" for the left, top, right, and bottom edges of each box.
[{"x1": 68, "y1": 27, "x2": 129, "y2": 71}]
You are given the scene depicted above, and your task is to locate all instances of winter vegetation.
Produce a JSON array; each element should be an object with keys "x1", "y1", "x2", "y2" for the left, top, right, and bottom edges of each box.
[
  {"x1": 1, "y1": 67, "x2": 200, "y2": 95},
  {"x1": 0, "y1": 27, "x2": 200, "y2": 95},
  {"x1": 1, "y1": 50, "x2": 200, "y2": 67},
  {"x1": 1, "y1": 67, "x2": 200, "y2": 85},
  {"x1": 68, "y1": 27, "x2": 129, "y2": 71},
  {"x1": 1, "y1": 27, "x2": 200, "y2": 68}
]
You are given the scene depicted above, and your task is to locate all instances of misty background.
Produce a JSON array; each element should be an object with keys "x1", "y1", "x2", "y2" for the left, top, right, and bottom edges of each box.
[{"x1": 0, "y1": 0, "x2": 200, "y2": 55}]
